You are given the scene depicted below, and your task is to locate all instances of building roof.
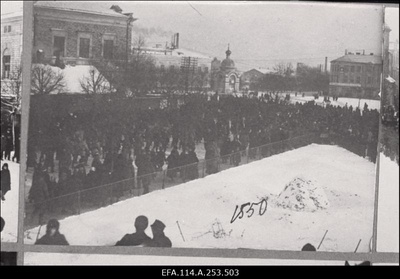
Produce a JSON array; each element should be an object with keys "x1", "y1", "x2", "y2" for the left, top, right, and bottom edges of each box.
[
  {"x1": 331, "y1": 54, "x2": 382, "y2": 65},
  {"x1": 34, "y1": 1, "x2": 129, "y2": 18}
]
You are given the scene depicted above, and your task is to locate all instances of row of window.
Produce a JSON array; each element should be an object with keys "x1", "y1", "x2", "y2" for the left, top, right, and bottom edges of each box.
[
  {"x1": 52, "y1": 33, "x2": 115, "y2": 60},
  {"x1": 331, "y1": 64, "x2": 376, "y2": 73},
  {"x1": 331, "y1": 75, "x2": 377, "y2": 84},
  {"x1": 159, "y1": 64, "x2": 209, "y2": 73}
]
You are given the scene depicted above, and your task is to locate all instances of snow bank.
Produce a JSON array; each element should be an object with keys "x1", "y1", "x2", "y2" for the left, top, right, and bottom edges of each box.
[
  {"x1": 377, "y1": 153, "x2": 399, "y2": 253},
  {"x1": 1, "y1": 158, "x2": 20, "y2": 242},
  {"x1": 24, "y1": 144, "x2": 376, "y2": 252},
  {"x1": 276, "y1": 177, "x2": 329, "y2": 212}
]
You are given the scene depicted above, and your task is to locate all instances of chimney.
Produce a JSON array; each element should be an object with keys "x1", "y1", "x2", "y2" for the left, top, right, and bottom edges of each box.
[
  {"x1": 370, "y1": 53, "x2": 374, "y2": 55},
  {"x1": 363, "y1": 50, "x2": 365, "y2": 55},
  {"x1": 175, "y1": 33, "x2": 179, "y2": 49},
  {"x1": 345, "y1": 49, "x2": 348, "y2": 55},
  {"x1": 325, "y1": 57, "x2": 328, "y2": 73}
]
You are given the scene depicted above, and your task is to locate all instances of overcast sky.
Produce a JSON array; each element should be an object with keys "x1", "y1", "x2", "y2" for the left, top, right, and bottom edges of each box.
[
  {"x1": 117, "y1": 1, "x2": 384, "y2": 70},
  {"x1": 385, "y1": 7, "x2": 399, "y2": 43},
  {"x1": 1, "y1": 1, "x2": 387, "y2": 71}
]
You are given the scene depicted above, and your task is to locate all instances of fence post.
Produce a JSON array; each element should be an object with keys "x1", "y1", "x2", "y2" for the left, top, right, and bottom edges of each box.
[
  {"x1": 77, "y1": 191, "x2": 81, "y2": 215},
  {"x1": 162, "y1": 170, "x2": 166, "y2": 189},
  {"x1": 202, "y1": 160, "x2": 205, "y2": 177}
]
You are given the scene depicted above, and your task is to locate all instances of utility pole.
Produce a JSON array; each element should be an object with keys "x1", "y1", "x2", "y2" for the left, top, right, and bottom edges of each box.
[{"x1": 181, "y1": 56, "x2": 198, "y2": 94}]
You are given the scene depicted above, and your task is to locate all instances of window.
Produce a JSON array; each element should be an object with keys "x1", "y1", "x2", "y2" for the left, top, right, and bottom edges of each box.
[
  {"x1": 356, "y1": 76, "x2": 361, "y2": 84},
  {"x1": 344, "y1": 65, "x2": 349, "y2": 73},
  {"x1": 53, "y1": 36, "x2": 65, "y2": 57},
  {"x1": 343, "y1": 76, "x2": 348, "y2": 83},
  {"x1": 79, "y1": 38, "x2": 90, "y2": 58},
  {"x1": 3, "y1": 25, "x2": 11, "y2": 33},
  {"x1": 160, "y1": 64, "x2": 165, "y2": 71},
  {"x1": 205, "y1": 67, "x2": 209, "y2": 73},
  {"x1": 350, "y1": 66, "x2": 355, "y2": 72},
  {"x1": 349, "y1": 76, "x2": 354, "y2": 83},
  {"x1": 357, "y1": 66, "x2": 361, "y2": 73},
  {"x1": 2, "y1": 55, "x2": 11, "y2": 79},
  {"x1": 102, "y1": 34, "x2": 115, "y2": 60},
  {"x1": 367, "y1": 76, "x2": 372, "y2": 84},
  {"x1": 103, "y1": 39, "x2": 114, "y2": 60}
]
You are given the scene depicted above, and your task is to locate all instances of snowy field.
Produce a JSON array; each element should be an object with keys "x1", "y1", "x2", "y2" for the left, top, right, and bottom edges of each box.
[
  {"x1": 377, "y1": 153, "x2": 399, "y2": 253},
  {"x1": 286, "y1": 94, "x2": 380, "y2": 111},
  {"x1": 1, "y1": 158, "x2": 20, "y2": 242},
  {"x1": 24, "y1": 144, "x2": 376, "y2": 252},
  {"x1": 24, "y1": 252, "x2": 345, "y2": 266}
]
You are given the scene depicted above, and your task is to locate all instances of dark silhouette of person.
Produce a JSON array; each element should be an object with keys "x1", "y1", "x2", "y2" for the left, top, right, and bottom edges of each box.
[
  {"x1": 115, "y1": 215, "x2": 151, "y2": 246},
  {"x1": 144, "y1": 219, "x2": 172, "y2": 248},
  {"x1": 1, "y1": 217, "x2": 5, "y2": 232},
  {"x1": 35, "y1": 219, "x2": 69, "y2": 245},
  {"x1": 1, "y1": 163, "x2": 11, "y2": 201},
  {"x1": 301, "y1": 243, "x2": 316, "y2": 251}
]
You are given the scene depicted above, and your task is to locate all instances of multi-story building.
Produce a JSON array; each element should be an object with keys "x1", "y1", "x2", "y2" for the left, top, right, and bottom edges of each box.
[
  {"x1": 329, "y1": 50, "x2": 382, "y2": 99},
  {"x1": 389, "y1": 40, "x2": 399, "y2": 85},
  {"x1": 32, "y1": 1, "x2": 135, "y2": 66},
  {"x1": 1, "y1": 10, "x2": 23, "y2": 80}
]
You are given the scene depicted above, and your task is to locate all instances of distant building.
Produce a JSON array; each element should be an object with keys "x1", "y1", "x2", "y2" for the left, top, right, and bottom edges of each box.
[
  {"x1": 389, "y1": 40, "x2": 399, "y2": 85},
  {"x1": 1, "y1": 10, "x2": 23, "y2": 80},
  {"x1": 329, "y1": 50, "x2": 382, "y2": 99},
  {"x1": 211, "y1": 46, "x2": 240, "y2": 94},
  {"x1": 240, "y1": 68, "x2": 273, "y2": 90}
]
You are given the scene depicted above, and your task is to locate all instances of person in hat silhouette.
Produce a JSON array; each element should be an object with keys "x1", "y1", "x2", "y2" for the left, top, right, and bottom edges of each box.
[
  {"x1": 1, "y1": 163, "x2": 11, "y2": 201},
  {"x1": 144, "y1": 219, "x2": 172, "y2": 248},
  {"x1": 35, "y1": 219, "x2": 69, "y2": 245},
  {"x1": 301, "y1": 243, "x2": 316, "y2": 251},
  {"x1": 116, "y1": 215, "x2": 151, "y2": 246}
]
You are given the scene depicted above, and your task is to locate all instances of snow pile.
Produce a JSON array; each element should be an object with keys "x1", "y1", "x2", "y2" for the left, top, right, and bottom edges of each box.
[
  {"x1": 1, "y1": 158, "x2": 20, "y2": 242},
  {"x1": 24, "y1": 144, "x2": 376, "y2": 252},
  {"x1": 276, "y1": 177, "x2": 329, "y2": 212}
]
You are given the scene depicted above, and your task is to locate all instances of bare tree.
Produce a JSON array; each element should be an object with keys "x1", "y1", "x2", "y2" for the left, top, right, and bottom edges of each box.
[
  {"x1": 31, "y1": 64, "x2": 66, "y2": 95},
  {"x1": 80, "y1": 66, "x2": 112, "y2": 94},
  {"x1": 1, "y1": 65, "x2": 22, "y2": 105},
  {"x1": 273, "y1": 62, "x2": 294, "y2": 77}
]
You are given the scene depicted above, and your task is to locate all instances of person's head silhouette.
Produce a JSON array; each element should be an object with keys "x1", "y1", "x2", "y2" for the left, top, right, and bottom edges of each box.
[
  {"x1": 301, "y1": 243, "x2": 316, "y2": 251},
  {"x1": 46, "y1": 219, "x2": 60, "y2": 236},
  {"x1": 134, "y1": 215, "x2": 149, "y2": 232},
  {"x1": 150, "y1": 219, "x2": 166, "y2": 237},
  {"x1": 1, "y1": 217, "x2": 5, "y2": 232}
]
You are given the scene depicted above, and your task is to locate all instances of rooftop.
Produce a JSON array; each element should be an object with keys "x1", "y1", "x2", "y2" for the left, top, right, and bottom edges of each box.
[
  {"x1": 331, "y1": 54, "x2": 382, "y2": 65},
  {"x1": 34, "y1": 1, "x2": 130, "y2": 18}
]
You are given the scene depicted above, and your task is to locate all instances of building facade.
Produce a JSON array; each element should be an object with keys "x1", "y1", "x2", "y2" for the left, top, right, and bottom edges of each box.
[
  {"x1": 329, "y1": 50, "x2": 382, "y2": 99},
  {"x1": 32, "y1": 1, "x2": 134, "y2": 66},
  {"x1": 1, "y1": 10, "x2": 23, "y2": 80},
  {"x1": 211, "y1": 47, "x2": 240, "y2": 94}
]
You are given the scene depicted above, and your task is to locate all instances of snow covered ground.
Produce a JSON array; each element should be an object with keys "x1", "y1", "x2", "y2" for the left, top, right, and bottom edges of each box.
[
  {"x1": 23, "y1": 252, "x2": 344, "y2": 265},
  {"x1": 24, "y1": 144, "x2": 376, "y2": 252},
  {"x1": 285, "y1": 94, "x2": 380, "y2": 111},
  {"x1": 376, "y1": 153, "x2": 399, "y2": 253},
  {"x1": 1, "y1": 158, "x2": 20, "y2": 242}
]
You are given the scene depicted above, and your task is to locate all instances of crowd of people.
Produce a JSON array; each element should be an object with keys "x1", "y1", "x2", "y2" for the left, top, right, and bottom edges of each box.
[
  {"x1": 26, "y1": 93, "x2": 380, "y2": 224},
  {"x1": 34, "y1": 216, "x2": 172, "y2": 248}
]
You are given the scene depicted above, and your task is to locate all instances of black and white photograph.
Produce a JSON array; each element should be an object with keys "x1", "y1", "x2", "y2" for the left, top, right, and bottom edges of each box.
[
  {"x1": 1, "y1": 1, "x2": 22, "y2": 243},
  {"x1": 376, "y1": 6, "x2": 399, "y2": 253},
  {"x1": 19, "y1": 1, "x2": 385, "y2": 254}
]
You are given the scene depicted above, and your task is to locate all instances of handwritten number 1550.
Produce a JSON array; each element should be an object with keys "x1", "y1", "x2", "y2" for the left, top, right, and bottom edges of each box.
[{"x1": 230, "y1": 198, "x2": 268, "y2": 224}]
